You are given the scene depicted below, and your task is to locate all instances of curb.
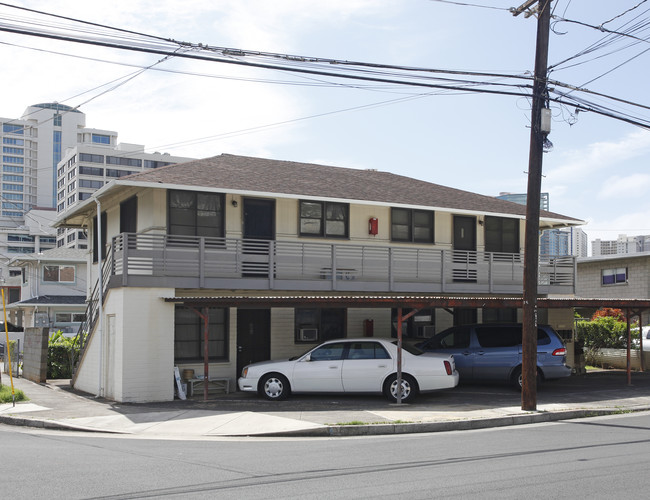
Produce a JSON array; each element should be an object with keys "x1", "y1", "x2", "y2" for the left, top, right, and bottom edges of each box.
[
  {"x1": 207, "y1": 406, "x2": 650, "y2": 437},
  {"x1": 0, "y1": 415, "x2": 127, "y2": 434},
  {"x1": 3, "y1": 406, "x2": 649, "y2": 438}
]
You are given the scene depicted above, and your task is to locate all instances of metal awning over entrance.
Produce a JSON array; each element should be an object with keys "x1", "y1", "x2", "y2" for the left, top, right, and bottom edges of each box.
[{"x1": 164, "y1": 295, "x2": 650, "y2": 405}]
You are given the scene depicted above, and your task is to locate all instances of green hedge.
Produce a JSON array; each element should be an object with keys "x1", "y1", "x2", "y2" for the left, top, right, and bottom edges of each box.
[
  {"x1": 576, "y1": 316, "x2": 629, "y2": 349},
  {"x1": 576, "y1": 317, "x2": 635, "y2": 366},
  {"x1": 47, "y1": 331, "x2": 82, "y2": 379}
]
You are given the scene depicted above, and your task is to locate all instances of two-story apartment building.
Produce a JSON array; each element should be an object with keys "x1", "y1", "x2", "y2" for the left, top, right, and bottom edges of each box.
[
  {"x1": 7, "y1": 247, "x2": 87, "y2": 334},
  {"x1": 56, "y1": 154, "x2": 583, "y2": 403}
]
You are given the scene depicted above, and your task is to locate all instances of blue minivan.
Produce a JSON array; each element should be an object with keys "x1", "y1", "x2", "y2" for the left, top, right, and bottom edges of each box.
[{"x1": 415, "y1": 323, "x2": 572, "y2": 389}]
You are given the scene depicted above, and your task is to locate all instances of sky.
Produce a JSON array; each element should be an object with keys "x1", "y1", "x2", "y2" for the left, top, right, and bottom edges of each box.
[{"x1": 1, "y1": 0, "x2": 649, "y2": 253}]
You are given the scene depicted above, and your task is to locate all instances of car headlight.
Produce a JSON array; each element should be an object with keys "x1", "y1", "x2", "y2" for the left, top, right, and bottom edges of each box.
[{"x1": 241, "y1": 367, "x2": 248, "y2": 378}]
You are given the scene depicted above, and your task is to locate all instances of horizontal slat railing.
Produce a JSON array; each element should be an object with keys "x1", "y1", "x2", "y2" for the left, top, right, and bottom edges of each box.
[{"x1": 111, "y1": 233, "x2": 575, "y2": 294}]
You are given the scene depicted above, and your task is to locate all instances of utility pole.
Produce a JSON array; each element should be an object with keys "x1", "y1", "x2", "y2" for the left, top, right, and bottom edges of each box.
[{"x1": 512, "y1": 0, "x2": 552, "y2": 411}]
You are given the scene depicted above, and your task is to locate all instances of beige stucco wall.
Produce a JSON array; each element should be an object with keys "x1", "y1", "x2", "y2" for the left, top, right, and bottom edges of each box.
[
  {"x1": 96, "y1": 186, "x2": 532, "y2": 254},
  {"x1": 137, "y1": 189, "x2": 168, "y2": 235}
]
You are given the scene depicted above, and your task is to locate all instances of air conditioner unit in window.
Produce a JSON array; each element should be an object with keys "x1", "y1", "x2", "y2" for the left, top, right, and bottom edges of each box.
[
  {"x1": 299, "y1": 328, "x2": 318, "y2": 341},
  {"x1": 416, "y1": 325, "x2": 436, "y2": 338}
]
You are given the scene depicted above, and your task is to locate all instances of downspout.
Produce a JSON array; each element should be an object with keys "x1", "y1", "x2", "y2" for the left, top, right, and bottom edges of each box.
[{"x1": 95, "y1": 198, "x2": 104, "y2": 398}]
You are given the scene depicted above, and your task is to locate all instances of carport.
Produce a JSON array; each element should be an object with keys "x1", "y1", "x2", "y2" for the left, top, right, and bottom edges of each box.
[{"x1": 165, "y1": 295, "x2": 650, "y2": 409}]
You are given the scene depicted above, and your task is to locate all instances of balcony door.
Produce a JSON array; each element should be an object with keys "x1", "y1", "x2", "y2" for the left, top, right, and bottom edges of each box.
[
  {"x1": 243, "y1": 198, "x2": 275, "y2": 277},
  {"x1": 453, "y1": 216, "x2": 477, "y2": 282}
]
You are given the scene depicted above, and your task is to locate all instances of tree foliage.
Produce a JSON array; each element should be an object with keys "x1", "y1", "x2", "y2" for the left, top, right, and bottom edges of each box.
[{"x1": 591, "y1": 308, "x2": 625, "y2": 322}]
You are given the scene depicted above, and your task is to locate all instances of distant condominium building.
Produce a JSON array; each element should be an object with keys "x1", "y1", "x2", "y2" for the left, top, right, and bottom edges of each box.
[
  {"x1": 56, "y1": 142, "x2": 192, "y2": 248},
  {"x1": 592, "y1": 234, "x2": 650, "y2": 257}
]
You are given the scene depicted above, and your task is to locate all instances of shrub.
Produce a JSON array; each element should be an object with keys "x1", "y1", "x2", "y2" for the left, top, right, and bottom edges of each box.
[
  {"x1": 0, "y1": 384, "x2": 27, "y2": 403},
  {"x1": 47, "y1": 331, "x2": 82, "y2": 379}
]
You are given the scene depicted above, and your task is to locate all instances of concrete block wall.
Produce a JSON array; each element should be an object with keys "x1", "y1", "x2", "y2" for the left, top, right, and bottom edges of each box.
[
  {"x1": 577, "y1": 257, "x2": 650, "y2": 299},
  {"x1": 22, "y1": 327, "x2": 49, "y2": 383}
]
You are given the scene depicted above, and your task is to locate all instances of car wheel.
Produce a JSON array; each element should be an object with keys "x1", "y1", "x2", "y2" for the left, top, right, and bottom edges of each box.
[
  {"x1": 384, "y1": 374, "x2": 418, "y2": 403},
  {"x1": 511, "y1": 367, "x2": 541, "y2": 391},
  {"x1": 259, "y1": 373, "x2": 290, "y2": 401}
]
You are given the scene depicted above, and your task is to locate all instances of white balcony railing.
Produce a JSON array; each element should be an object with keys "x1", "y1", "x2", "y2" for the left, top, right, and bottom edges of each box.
[{"x1": 110, "y1": 233, "x2": 575, "y2": 294}]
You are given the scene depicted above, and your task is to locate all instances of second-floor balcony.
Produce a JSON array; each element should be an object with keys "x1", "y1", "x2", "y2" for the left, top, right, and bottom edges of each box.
[{"x1": 108, "y1": 233, "x2": 576, "y2": 295}]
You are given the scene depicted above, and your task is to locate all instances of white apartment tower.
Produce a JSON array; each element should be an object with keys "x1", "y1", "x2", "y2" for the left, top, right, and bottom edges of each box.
[{"x1": 1, "y1": 103, "x2": 117, "y2": 216}]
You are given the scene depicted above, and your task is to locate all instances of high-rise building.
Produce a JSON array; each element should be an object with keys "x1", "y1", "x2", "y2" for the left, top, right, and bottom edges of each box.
[
  {"x1": 497, "y1": 192, "x2": 550, "y2": 211},
  {"x1": 540, "y1": 227, "x2": 588, "y2": 257},
  {"x1": 1, "y1": 103, "x2": 116, "y2": 217},
  {"x1": 495, "y1": 191, "x2": 586, "y2": 257}
]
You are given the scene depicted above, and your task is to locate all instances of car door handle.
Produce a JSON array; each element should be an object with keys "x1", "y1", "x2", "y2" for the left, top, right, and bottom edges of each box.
[
  {"x1": 476, "y1": 351, "x2": 485, "y2": 355},
  {"x1": 462, "y1": 351, "x2": 472, "y2": 356},
  {"x1": 378, "y1": 364, "x2": 387, "y2": 368},
  {"x1": 329, "y1": 365, "x2": 338, "y2": 369}
]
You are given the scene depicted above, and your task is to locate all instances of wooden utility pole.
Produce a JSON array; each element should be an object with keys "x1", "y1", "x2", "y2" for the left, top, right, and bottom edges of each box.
[{"x1": 512, "y1": 0, "x2": 552, "y2": 411}]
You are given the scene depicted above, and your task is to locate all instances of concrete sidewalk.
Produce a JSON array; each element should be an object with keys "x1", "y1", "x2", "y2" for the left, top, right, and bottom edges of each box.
[{"x1": 2, "y1": 371, "x2": 650, "y2": 438}]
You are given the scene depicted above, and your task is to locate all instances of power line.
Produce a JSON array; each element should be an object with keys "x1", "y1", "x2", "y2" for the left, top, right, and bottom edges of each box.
[
  {"x1": 428, "y1": 0, "x2": 509, "y2": 10},
  {"x1": 2, "y1": 4, "x2": 650, "y2": 132},
  {"x1": 601, "y1": 0, "x2": 648, "y2": 28}
]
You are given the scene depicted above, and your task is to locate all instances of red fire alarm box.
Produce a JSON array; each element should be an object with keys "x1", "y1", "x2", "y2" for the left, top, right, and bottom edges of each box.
[
  {"x1": 369, "y1": 217, "x2": 378, "y2": 235},
  {"x1": 363, "y1": 319, "x2": 374, "y2": 337}
]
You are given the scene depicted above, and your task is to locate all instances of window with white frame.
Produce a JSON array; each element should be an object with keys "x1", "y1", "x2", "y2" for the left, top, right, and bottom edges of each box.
[
  {"x1": 43, "y1": 265, "x2": 75, "y2": 283},
  {"x1": 602, "y1": 267, "x2": 627, "y2": 285}
]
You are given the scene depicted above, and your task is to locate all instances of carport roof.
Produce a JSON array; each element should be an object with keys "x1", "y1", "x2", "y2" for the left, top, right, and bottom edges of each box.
[{"x1": 164, "y1": 295, "x2": 650, "y2": 311}]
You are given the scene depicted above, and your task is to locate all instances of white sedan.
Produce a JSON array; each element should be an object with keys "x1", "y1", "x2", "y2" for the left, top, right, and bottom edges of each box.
[{"x1": 238, "y1": 338, "x2": 459, "y2": 403}]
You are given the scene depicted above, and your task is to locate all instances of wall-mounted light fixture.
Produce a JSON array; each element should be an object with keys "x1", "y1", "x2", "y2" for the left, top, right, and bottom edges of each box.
[{"x1": 231, "y1": 199, "x2": 238, "y2": 207}]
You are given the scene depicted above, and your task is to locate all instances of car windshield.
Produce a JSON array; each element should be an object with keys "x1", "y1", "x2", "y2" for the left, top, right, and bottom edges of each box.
[
  {"x1": 289, "y1": 345, "x2": 321, "y2": 361},
  {"x1": 392, "y1": 341, "x2": 423, "y2": 355}
]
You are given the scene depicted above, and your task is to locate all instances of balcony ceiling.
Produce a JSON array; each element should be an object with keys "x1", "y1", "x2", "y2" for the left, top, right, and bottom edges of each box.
[{"x1": 164, "y1": 295, "x2": 650, "y2": 311}]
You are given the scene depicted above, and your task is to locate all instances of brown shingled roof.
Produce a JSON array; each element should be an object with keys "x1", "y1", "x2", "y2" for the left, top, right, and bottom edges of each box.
[{"x1": 122, "y1": 154, "x2": 578, "y2": 221}]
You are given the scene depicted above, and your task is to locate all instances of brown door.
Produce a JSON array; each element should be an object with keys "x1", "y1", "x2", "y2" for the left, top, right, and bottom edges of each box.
[
  {"x1": 242, "y1": 198, "x2": 275, "y2": 276},
  {"x1": 453, "y1": 215, "x2": 478, "y2": 282},
  {"x1": 453, "y1": 215, "x2": 476, "y2": 251},
  {"x1": 236, "y1": 309, "x2": 271, "y2": 379}
]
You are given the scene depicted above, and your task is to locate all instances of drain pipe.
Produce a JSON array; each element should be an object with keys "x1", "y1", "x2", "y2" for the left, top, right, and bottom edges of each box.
[{"x1": 95, "y1": 197, "x2": 104, "y2": 398}]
